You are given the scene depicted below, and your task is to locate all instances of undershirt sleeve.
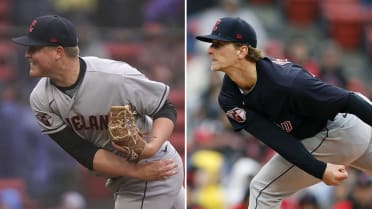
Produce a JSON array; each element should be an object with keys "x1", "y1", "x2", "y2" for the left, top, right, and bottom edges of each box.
[
  {"x1": 152, "y1": 100, "x2": 177, "y2": 124},
  {"x1": 342, "y1": 92, "x2": 372, "y2": 126},
  {"x1": 48, "y1": 127, "x2": 100, "y2": 170},
  {"x1": 243, "y1": 110, "x2": 327, "y2": 179}
]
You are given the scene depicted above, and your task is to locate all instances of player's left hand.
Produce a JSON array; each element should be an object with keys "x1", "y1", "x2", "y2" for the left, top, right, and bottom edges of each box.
[
  {"x1": 322, "y1": 163, "x2": 348, "y2": 186},
  {"x1": 133, "y1": 159, "x2": 178, "y2": 181}
]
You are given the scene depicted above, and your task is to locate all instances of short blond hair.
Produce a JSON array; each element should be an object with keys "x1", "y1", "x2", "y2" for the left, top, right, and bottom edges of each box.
[
  {"x1": 234, "y1": 43, "x2": 264, "y2": 62},
  {"x1": 64, "y1": 46, "x2": 79, "y2": 58}
]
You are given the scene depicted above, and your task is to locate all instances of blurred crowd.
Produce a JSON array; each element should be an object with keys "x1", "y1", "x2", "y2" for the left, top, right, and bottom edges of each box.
[
  {"x1": 187, "y1": 0, "x2": 372, "y2": 209},
  {"x1": 0, "y1": 0, "x2": 184, "y2": 209}
]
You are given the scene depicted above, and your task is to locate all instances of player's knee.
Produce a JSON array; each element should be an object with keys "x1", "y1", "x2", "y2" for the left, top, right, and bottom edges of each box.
[
  {"x1": 249, "y1": 177, "x2": 282, "y2": 199},
  {"x1": 249, "y1": 179, "x2": 284, "y2": 209}
]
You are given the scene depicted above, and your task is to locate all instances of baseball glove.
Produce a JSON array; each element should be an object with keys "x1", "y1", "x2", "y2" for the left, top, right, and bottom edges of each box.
[{"x1": 108, "y1": 105, "x2": 146, "y2": 162}]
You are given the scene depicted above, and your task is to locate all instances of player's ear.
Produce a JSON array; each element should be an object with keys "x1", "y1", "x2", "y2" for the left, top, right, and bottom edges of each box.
[
  {"x1": 236, "y1": 45, "x2": 248, "y2": 58},
  {"x1": 55, "y1": 46, "x2": 64, "y2": 59}
]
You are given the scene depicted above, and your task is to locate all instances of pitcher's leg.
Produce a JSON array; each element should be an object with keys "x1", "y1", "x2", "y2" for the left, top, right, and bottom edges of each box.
[
  {"x1": 331, "y1": 115, "x2": 372, "y2": 175},
  {"x1": 248, "y1": 154, "x2": 321, "y2": 209},
  {"x1": 248, "y1": 115, "x2": 370, "y2": 209},
  {"x1": 114, "y1": 143, "x2": 185, "y2": 209},
  {"x1": 171, "y1": 186, "x2": 185, "y2": 209},
  {"x1": 350, "y1": 127, "x2": 372, "y2": 175},
  {"x1": 115, "y1": 189, "x2": 180, "y2": 209}
]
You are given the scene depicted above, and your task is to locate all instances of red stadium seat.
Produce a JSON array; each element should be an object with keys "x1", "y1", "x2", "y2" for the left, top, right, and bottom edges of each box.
[
  {"x1": 0, "y1": 178, "x2": 38, "y2": 209},
  {"x1": 104, "y1": 42, "x2": 143, "y2": 62},
  {"x1": 284, "y1": 0, "x2": 319, "y2": 26},
  {"x1": 0, "y1": 41, "x2": 15, "y2": 60},
  {"x1": 0, "y1": 1, "x2": 10, "y2": 21},
  {"x1": 170, "y1": 132, "x2": 185, "y2": 157},
  {"x1": 365, "y1": 25, "x2": 372, "y2": 60},
  {"x1": 174, "y1": 109, "x2": 185, "y2": 133},
  {"x1": 0, "y1": 64, "x2": 16, "y2": 82},
  {"x1": 168, "y1": 87, "x2": 185, "y2": 109},
  {"x1": 248, "y1": 0, "x2": 275, "y2": 4},
  {"x1": 364, "y1": 7, "x2": 372, "y2": 58},
  {"x1": 78, "y1": 166, "x2": 111, "y2": 199},
  {"x1": 321, "y1": 1, "x2": 364, "y2": 49}
]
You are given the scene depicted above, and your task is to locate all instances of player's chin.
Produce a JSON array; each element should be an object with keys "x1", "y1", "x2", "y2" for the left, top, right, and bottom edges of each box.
[
  {"x1": 211, "y1": 67, "x2": 224, "y2": 73},
  {"x1": 29, "y1": 69, "x2": 43, "y2": 77},
  {"x1": 210, "y1": 64, "x2": 220, "y2": 72}
]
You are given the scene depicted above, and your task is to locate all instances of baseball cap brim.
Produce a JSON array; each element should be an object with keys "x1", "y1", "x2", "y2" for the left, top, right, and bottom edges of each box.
[
  {"x1": 12, "y1": 35, "x2": 50, "y2": 46},
  {"x1": 195, "y1": 34, "x2": 234, "y2": 43}
]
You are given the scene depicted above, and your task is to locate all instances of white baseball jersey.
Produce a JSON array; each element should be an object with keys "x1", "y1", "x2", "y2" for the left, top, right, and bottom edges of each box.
[{"x1": 30, "y1": 56, "x2": 169, "y2": 149}]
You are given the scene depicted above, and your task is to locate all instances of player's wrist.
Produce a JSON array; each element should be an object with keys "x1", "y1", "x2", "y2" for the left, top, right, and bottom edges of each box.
[{"x1": 125, "y1": 163, "x2": 140, "y2": 178}]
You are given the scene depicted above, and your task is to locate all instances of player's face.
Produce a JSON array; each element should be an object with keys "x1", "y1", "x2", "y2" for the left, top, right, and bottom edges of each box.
[
  {"x1": 207, "y1": 40, "x2": 239, "y2": 72},
  {"x1": 25, "y1": 46, "x2": 57, "y2": 77}
]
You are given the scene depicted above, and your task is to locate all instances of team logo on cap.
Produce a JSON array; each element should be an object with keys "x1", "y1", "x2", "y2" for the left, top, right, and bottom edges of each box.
[
  {"x1": 226, "y1": 107, "x2": 246, "y2": 123},
  {"x1": 49, "y1": 37, "x2": 58, "y2": 43},
  {"x1": 29, "y1": 19, "x2": 37, "y2": 33},
  {"x1": 213, "y1": 19, "x2": 221, "y2": 31}
]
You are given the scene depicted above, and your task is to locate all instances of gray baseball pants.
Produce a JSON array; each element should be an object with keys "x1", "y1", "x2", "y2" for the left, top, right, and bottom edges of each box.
[
  {"x1": 248, "y1": 113, "x2": 372, "y2": 209},
  {"x1": 108, "y1": 142, "x2": 185, "y2": 209}
]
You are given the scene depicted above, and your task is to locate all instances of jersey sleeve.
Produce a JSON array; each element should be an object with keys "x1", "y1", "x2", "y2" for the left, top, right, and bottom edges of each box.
[
  {"x1": 120, "y1": 68, "x2": 170, "y2": 116},
  {"x1": 218, "y1": 75, "x2": 247, "y2": 131},
  {"x1": 243, "y1": 110, "x2": 326, "y2": 179},
  {"x1": 30, "y1": 80, "x2": 67, "y2": 135},
  {"x1": 218, "y1": 75, "x2": 327, "y2": 179},
  {"x1": 291, "y1": 69, "x2": 350, "y2": 119}
]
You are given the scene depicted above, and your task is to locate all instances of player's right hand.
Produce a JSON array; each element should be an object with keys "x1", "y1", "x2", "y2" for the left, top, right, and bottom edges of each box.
[
  {"x1": 133, "y1": 159, "x2": 178, "y2": 181},
  {"x1": 322, "y1": 163, "x2": 348, "y2": 186}
]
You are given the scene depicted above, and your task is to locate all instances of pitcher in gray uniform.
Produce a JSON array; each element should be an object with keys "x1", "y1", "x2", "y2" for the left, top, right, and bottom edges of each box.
[{"x1": 12, "y1": 15, "x2": 185, "y2": 209}]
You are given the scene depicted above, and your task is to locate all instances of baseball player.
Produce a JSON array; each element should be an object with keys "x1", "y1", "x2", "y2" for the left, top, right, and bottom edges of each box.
[
  {"x1": 195, "y1": 17, "x2": 372, "y2": 209},
  {"x1": 12, "y1": 15, "x2": 184, "y2": 209}
]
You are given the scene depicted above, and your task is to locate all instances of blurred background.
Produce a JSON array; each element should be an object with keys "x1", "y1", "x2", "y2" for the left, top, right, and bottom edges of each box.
[
  {"x1": 187, "y1": 0, "x2": 372, "y2": 209},
  {"x1": 0, "y1": 0, "x2": 185, "y2": 209}
]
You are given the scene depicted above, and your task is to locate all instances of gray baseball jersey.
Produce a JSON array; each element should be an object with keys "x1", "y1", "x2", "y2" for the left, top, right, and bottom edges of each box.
[{"x1": 30, "y1": 56, "x2": 184, "y2": 209}]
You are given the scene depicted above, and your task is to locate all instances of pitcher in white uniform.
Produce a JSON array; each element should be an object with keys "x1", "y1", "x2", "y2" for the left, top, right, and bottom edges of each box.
[{"x1": 12, "y1": 15, "x2": 185, "y2": 209}]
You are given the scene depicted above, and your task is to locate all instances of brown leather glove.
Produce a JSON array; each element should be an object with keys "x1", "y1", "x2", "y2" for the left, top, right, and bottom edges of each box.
[{"x1": 108, "y1": 105, "x2": 146, "y2": 163}]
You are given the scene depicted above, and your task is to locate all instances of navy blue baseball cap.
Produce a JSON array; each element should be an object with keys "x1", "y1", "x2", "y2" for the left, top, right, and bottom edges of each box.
[
  {"x1": 12, "y1": 15, "x2": 78, "y2": 47},
  {"x1": 196, "y1": 17, "x2": 257, "y2": 47}
]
